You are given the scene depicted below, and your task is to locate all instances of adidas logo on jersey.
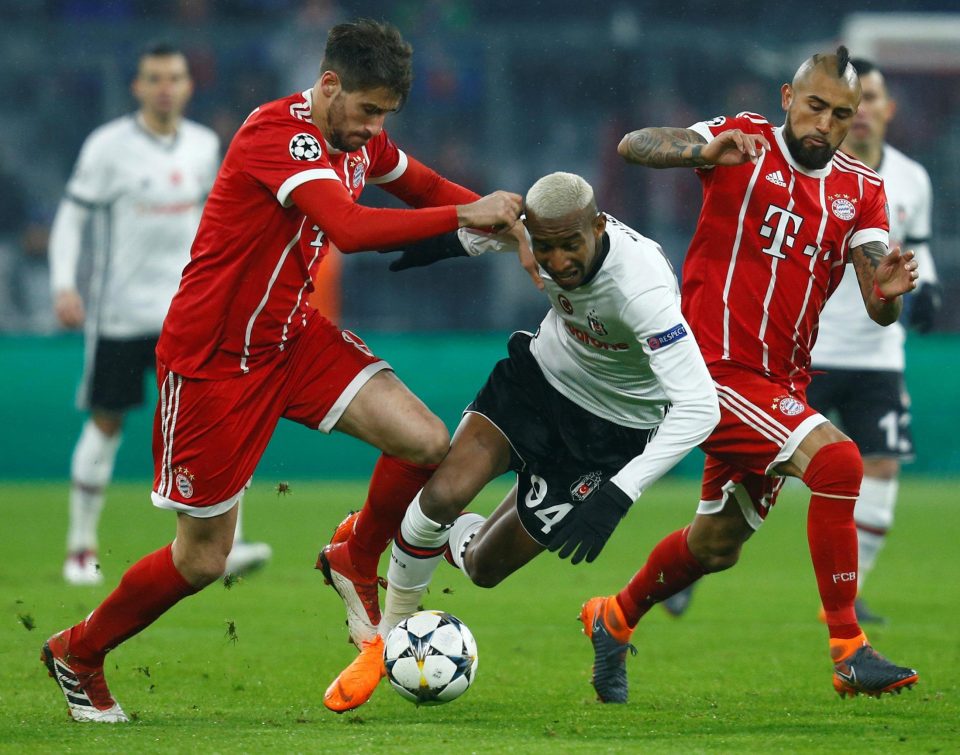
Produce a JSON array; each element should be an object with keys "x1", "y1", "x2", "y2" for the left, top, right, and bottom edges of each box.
[{"x1": 765, "y1": 170, "x2": 786, "y2": 187}]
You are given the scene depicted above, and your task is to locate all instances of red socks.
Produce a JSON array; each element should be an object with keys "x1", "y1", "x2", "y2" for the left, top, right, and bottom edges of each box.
[
  {"x1": 68, "y1": 543, "x2": 196, "y2": 666},
  {"x1": 804, "y1": 440, "x2": 863, "y2": 640},
  {"x1": 616, "y1": 526, "x2": 706, "y2": 627},
  {"x1": 349, "y1": 455, "x2": 437, "y2": 576}
]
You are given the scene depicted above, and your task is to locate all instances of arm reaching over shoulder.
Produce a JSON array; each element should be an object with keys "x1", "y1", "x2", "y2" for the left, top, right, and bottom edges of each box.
[
  {"x1": 850, "y1": 242, "x2": 919, "y2": 326},
  {"x1": 618, "y1": 127, "x2": 770, "y2": 169}
]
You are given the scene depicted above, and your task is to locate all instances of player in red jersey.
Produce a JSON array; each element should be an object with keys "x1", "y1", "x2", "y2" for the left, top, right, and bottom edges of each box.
[
  {"x1": 40, "y1": 19, "x2": 527, "y2": 723},
  {"x1": 578, "y1": 47, "x2": 920, "y2": 702}
]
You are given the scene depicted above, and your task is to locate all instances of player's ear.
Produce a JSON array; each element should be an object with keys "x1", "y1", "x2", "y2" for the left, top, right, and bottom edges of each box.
[
  {"x1": 780, "y1": 83, "x2": 793, "y2": 112},
  {"x1": 319, "y1": 71, "x2": 341, "y2": 97},
  {"x1": 885, "y1": 96, "x2": 897, "y2": 123},
  {"x1": 594, "y1": 211, "x2": 606, "y2": 238}
]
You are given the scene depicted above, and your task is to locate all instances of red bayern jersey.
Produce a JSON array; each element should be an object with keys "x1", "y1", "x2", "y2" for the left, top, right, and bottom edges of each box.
[
  {"x1": 158, "y1": 89, "x2": 474, "y2": 379},
  {"x1": 681, "y1": 112, "x2": 889, "y2": 391}
]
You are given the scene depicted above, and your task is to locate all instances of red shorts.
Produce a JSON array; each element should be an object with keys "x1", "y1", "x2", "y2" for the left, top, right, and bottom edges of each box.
[
  {"x1": 151, "y1": 315, "x2": 388, "y2": 516},
  {"x1": 696, "y1": 362, "x2": 827, "y2": 528}
]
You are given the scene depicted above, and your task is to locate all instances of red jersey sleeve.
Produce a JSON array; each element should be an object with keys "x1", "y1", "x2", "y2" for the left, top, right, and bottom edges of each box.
[
  {"x1": 241, "y1": 111, "x2": 344, "y2": 207},
  {"x1": 290, "y1": 182, "x2": 458, "y2": 252},
  {"x1": 688, "y1": 112, "x2": 767, "y2": 143},
  {"x1": 850, "y1": 179, "x2": 890, "y2": 249},
  {"x1": 239, "y1": 116, "x2": 460, "y2": 252},
  {"x1": 366, "y1": 138, "x2": 479, "y2": 207}
]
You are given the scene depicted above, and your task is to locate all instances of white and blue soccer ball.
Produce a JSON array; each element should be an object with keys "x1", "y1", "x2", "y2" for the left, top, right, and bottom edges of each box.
[{"x1": 383, "y1": 610, "x2": 478, "y2": 706}]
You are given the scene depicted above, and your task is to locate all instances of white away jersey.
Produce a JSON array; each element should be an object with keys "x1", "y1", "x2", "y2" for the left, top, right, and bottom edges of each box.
[
  {"x1": 812, "y1": 144, "x2": 935, "y2": 370},
  {"x1": 50, "y1": 114, "x2": 220, "y2": 338},
  {"x1": 530, "y1": 215, "x2": 719, "y2": 499}
]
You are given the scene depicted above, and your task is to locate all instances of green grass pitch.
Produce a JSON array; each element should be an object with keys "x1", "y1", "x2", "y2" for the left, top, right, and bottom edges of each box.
[{"x1": 1, "y1": 477, "x2": 957, "y2": 752}]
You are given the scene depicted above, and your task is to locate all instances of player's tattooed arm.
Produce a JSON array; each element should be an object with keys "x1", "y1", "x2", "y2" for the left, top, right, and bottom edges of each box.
[
  {"x1": 851, "y1": 240, "x2": 919, "y2": 325},
  {"x1": 617, "y1": 128, "x2": 709, "y2": 168}
]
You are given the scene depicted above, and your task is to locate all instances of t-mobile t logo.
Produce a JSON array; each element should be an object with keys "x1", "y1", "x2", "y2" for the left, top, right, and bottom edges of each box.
[{"x1": 759, "y1": 204, "x2": 803, "y2": 259}]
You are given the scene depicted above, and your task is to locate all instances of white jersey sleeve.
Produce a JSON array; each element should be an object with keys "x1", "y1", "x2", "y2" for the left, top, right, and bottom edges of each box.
[
  {"x1": 609, "y1": 290, "x2": 718, "y2": 500},
  {"x1": 51, "y1": 115, "x2": 221, "y2": 338},
  {"x1": 48, "y1": 127, "x2": 115, "y2": 294},
  {"x1": 812, "y1": 144, "x2": 933, "y2": 371},
  {"x1": 530, "y1": 215, "x2": 718, "y2": 502}
]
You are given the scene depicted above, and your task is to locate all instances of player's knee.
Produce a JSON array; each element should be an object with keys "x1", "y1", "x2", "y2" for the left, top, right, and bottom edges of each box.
[
  {"x1": 462, "y1": 547, "x2": 504, "y2": 589},
  {"x1": 802, "y1": 439, "x2": 863, "y2": 498},
  {"x1": 420, "y1": 479, "x2": 469, "y2": 525},
  {"x1": 174, "y1": 543, "x2": 230, "y2": 588},
  {"x1": 691, "y1": 537, "x2": 743, "y2": 572},
  {"x1": 404, "y1": 418, "x2": 450, "y2": 466}
]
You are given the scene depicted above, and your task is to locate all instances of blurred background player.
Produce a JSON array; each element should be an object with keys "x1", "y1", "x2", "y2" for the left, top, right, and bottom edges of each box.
[
  {"x1": 48, "y1": 42, "x2": 270, "y2": 586},
  {"x1": 323, "y1": 171, "x2": 719, "y2": 712},
  {"x1": 41, "y1": 19, "x2": 525, "y2": 724},
  {"x1": 582, "y1": 47, "x2": 919, "y2": 702},
  {"x1": 808, "y1": 58, "x2": 942, "y2": 624}
]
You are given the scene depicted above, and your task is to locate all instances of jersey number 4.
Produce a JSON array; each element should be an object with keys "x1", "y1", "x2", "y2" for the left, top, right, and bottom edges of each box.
[{"x1": 524, "y1": 474, "x2": 573, "y2": 534}]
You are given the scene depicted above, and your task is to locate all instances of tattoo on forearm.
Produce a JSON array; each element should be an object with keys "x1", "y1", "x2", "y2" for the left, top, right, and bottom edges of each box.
[
  {"x1": 622, "y1": 128, "x2": 707, "y2": 168},
  {"x1": 860, "y1": 240, "x2": 887, "y2": 264}
]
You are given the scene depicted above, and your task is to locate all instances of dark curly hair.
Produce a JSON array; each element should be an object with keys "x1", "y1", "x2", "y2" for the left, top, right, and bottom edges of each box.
[{"x1": 320, "y1": 19, "x2": 413, "y2": 107}]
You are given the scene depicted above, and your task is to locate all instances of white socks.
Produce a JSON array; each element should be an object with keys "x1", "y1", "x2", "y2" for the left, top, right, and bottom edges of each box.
[
  {"x1": 382, "y1": 493, "x2": 450, "y2": 632},
  {"x1": 67, "y1": 419, "x2": 121, "y2": 553},
  {"x1": 447, "y1": 513, "x2": 486, "y2": 574},
  {"x1": 854, "y1": 476, "x2": 898, "y2": 588}
]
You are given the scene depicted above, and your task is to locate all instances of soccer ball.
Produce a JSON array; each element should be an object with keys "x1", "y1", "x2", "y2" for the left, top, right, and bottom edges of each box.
[{"x1": 383, "y1": 610, "x2": 478, "y2": 706}]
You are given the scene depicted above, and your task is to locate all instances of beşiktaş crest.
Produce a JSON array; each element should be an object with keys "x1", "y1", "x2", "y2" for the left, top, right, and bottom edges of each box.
[
  {"x1": 570, "y1": 471, "x2": 604, "y2": 502},
  {"x1": 587, "y1": 309, "x2": 608, "y2": 336},
  {"x1": 289, "y1": 133, "x2": 321, "y2": 161}
]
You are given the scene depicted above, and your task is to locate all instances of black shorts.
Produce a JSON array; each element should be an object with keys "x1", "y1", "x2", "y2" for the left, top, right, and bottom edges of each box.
[
  {"x1": 81, "y1": 335, "x2": 159, "y2": 413},
  {"x1": 467, "y1": 332, "x2": 655, "y2": 546},
  {"x1": 806, "y1": 368, "x2": 913, "y2": 460}
]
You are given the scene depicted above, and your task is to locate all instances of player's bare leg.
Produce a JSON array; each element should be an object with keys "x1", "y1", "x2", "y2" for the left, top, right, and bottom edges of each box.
[
  {"x1": 458, "y1": 486, "x2": 545, "y2": 587},
  {"x1": 318, "y1": 370, "x2": 449, "y2": 647},
  {"x1": 323, "y1": 413, "x2": 507, "y2": 714}
]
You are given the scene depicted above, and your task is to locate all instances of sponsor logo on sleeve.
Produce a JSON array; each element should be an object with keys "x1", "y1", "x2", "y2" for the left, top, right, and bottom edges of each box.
[
  {"x1": 289, "y1": 133, "x2": 321, "y2": 161},
  {"x1": 646, "y1": 323, "x2": 688, "y2": 351}
]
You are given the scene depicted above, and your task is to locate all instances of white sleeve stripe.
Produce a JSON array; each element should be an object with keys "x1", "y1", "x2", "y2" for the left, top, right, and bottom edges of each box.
[
  {"x1": 367, "y1": 149, "x2": 408, "y2": 184},
  {"x1": 276, "y1": 168, "x2": 341, "y2": 207},
  {"x1": 688, "y1": 123, "x2": 715, "y2": 143},
  {"x1": 849, "y1": 228, "x2": 889, "y2": 249}
]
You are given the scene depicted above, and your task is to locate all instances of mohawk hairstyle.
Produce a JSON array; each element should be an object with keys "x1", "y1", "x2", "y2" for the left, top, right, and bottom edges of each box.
[{"x1": 835, "y1": 45, "x2": 851, "y2": 77}]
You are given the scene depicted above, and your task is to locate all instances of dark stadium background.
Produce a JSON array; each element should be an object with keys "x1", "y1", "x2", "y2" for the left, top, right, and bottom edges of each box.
[{"x1": 0, "y1": 0, "x2": 957, "y2": 480}]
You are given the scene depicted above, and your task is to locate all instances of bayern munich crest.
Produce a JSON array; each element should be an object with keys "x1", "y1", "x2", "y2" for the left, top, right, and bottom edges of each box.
[
  {"x1": 831, "y1": 197, "x2": 856, "y2": 221},
  {"x1": 289, "y1": 133, "x2": 321, "y2": 161},
  {"x1": 775, "y1": 396, "x2": 805, "y2": 416},
  {"x1": 174, "y1": 465, "x2": 195, "y2": 499}
]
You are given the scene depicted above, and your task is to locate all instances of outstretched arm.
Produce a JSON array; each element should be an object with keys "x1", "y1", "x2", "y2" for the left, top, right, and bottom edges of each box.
[
  {"x1": 849, "y1": 242, "x2": 919, "y2": 326},
  {"x1": 618, "y1": 127, "x2": 770, "y2": 169}
]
